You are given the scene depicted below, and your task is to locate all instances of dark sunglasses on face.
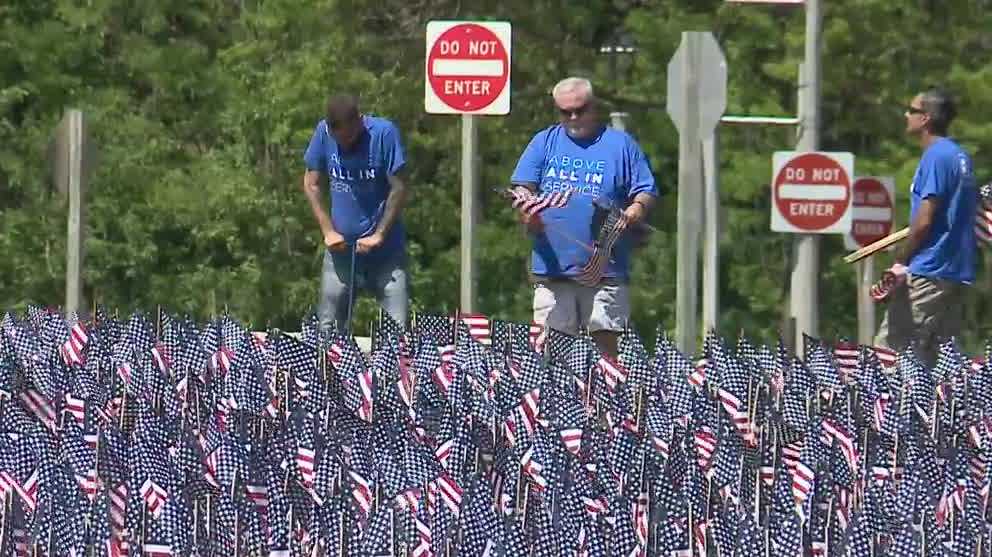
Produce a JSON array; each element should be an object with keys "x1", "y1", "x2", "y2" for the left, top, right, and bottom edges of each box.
[
  {"x1": 558, "y1": 104, "x2": 590, "y2": 118},
  {"x1": 906, "y1": 105, "x2": 927, "y2": 115}
]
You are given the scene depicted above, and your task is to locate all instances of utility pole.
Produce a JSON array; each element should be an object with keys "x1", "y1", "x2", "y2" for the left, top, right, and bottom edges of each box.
[{"x1": 790, "y1": 0, "x2": 823, "y2": 346}]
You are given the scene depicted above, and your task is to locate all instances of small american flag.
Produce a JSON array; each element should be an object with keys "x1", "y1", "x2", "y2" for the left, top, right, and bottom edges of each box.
[
  {"x1": 976, "y1": 182, "x2": 992, "y2": 244},
  {"x1": 575, "y1": 205, "x2": 625, "y2": 288},
  {"x1": 459, "y1": 313, "x2": 491, "y2": 346},
  {"x1": 503, "y1": 186, "x2": 571, "y2": 216}
]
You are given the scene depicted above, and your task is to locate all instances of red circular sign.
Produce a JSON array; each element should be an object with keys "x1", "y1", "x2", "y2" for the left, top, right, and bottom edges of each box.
[
  {"x1": 851, "y1": 178, "x2": 892, "y2": 248},
  {"x1": 428, "y1": 23, "x2": 509, "y2": 111},
  {"x1": 773, "y1": 153, "x2": 851, "y2": 231}
]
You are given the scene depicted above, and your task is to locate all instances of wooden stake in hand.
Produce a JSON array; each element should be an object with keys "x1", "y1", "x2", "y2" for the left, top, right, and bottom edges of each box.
[{"x1": 843, "y1": 227, "x2": 909, "y2": 264}]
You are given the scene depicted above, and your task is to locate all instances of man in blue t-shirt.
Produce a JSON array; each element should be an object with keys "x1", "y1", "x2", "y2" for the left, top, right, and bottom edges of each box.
[
  {"x1": 302, "y1": 94, "x2": 409, "y2": 333},
  {"x1": 510, "y1": 77, "x2": 659, "y2": 359},
  {"x1": 874, "y1": 86, "x2": 975, "y2": 367}
]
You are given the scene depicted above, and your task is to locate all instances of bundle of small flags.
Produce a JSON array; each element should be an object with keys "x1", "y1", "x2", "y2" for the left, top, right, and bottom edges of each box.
[{"x1": 2, "y1": 304, "x2": 992, "y2": 556}]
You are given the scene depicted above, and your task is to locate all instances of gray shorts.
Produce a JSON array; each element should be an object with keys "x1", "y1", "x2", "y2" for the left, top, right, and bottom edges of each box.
[
  {"x1": 873, "y1": 273, "x2": 966, "y2": 368},
  {"x1": 532, "y1": 278, "x2": 630, "y2": 336}
]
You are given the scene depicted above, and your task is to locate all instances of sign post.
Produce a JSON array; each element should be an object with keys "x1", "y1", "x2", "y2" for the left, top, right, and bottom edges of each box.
[
  {"x1": 790, "y1": 0, "x2": 823, "y2": 347},
  {"x1": 52, "y1": 110, "x2": 92, "y2": 316},
  {"x1": 426, "y1": 21, "x2": 511, "y2": 312},
  {"x1": 844, "y1": 177, "x2": 894, "y2": 346},
  {"x1": 666, "y1": 31, "x2": 727, "y2": 355}
]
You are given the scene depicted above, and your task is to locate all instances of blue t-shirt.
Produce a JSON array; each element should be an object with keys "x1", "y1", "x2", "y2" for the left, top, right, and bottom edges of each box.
[
  {"x1": 510, "y1": 125, "x2": 659, "y2": 279},
  {"x1": 907, "y1": 137, "x2": 976, "y2": 283},
  {"x1": 304, "y1": 115, "x2": 406, "y2": 260}
]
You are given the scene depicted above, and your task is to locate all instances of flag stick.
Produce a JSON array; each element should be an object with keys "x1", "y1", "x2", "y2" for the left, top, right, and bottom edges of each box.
[
  {"x1": 233, "y1": 503, "x2": 240, "y2": 557},
  {"x1": 206, "y1": 495, "x2": 212, "y2": 548},
  {"x1": 843, "y1": 226, "x2": 908, "y2": 263}
]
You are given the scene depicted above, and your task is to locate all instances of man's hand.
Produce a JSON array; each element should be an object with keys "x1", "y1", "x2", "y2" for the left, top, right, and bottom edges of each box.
[
  {"x1": 356, "y1": 232, "x2": 385, "y2": 254},
  {"x1": 616, "y1": 201, "x2": 647, "y2": 232},
  {"x1": 324, "y1": 230, "x2": 348, "y2": 252},
  {"x1": 887, "y1": 262, "x2": 908, "y2": 277}
]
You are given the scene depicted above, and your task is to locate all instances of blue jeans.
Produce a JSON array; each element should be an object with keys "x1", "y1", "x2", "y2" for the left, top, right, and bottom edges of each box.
[{"x1": 318, "y1": 249, "x2": 409, "y2": 334}]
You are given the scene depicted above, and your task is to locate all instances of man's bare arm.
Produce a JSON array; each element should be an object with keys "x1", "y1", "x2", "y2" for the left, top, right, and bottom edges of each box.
[
  {"x1": 894, "y1": 197, "x2": 939, "y2": 265},
  {"x1": 303, "y1": 170, "x2": 348, "y2": 251},
  {"x1": 303, "y1": 170, "x2": 334, "y2": 235},
  {"x1": 375, "y1": 173, "x2": 409, "y2": 238},
  {"x1": 630, "y1": 192, "x2": 656, "y2": 213}
]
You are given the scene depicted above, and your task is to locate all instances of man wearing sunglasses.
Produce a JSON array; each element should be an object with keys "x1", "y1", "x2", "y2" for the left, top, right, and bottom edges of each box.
[
  {"x1": 510, "y1": 77, "x2": 659, "y2": 359},
  {"x1": 302, "y1": 94, "x2": 409, "y2": 334},
  {"x1": 874, "y1": 86, "x2": 976, "y2": 368}
]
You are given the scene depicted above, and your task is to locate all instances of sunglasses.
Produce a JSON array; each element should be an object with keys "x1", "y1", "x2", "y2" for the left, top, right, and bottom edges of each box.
[
  {"x1": 906, "y1": 105, "x2": 927, "y2": 115},
  {"x1": 558, "y1": 104, "x2": 590, "y2": 118}
]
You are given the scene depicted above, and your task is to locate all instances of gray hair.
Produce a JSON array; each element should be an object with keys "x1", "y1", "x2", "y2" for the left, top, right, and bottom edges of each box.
[
  {"x1": 552, "y1": 77, "x2": 594, "y2": 101},
  {"x1": 920, "y1": 85, "x2": 957, "y2": 136}
]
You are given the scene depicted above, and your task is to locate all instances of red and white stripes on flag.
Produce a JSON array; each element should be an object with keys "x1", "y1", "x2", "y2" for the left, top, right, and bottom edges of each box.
[
  {"x1": 434, "y1": 473, "x2": 463, "y2": 515},
  {"x1": 60, "y1": 322, "x2": 88, "y2": 366},
  {"x1": 517, "y1": 388, "x2": 541, "y2": 438},
  {"x1": 432, "y1": 347, "x2": 456, "y2": 397},
  {"x1": 296, "y1": 447, "x2": 316, "y2": 489},
  {"x1": 349, "y1": 470, "x2": 373, "y2": 520},
  {"x1": 651, "y1": 433, "x2": 671, "y2": 460},
  {"x1": 19, "y1": 390, "x2": 55, "y2": 431},
  {"x1": 835, "y1": 487, "x2": 851, "y2": 532},
  {"x1": 782, "y1": 441, "x2": 802, "y2": 474},
  {"x1": 821, "y1": 418, "x2": 858, "y2": 472},
  {"x1": 520, "y1": 446, "x2": 548, "y2": 491},
  {"x1": 3, "y1": 469, "x2": 39, "y2": 512},
  {"x1": 976, "y1": 184, "x2": 992, "y2": 244},
  {"x1": 833, "y1": 341, "x2": 858, "y2": 382},
  {"x1": 574, "y1": 218, "x2": 624, "y2": 288},
  {"x1": 435, "y1": 438, "x2": 453, "y2": 470},
  {"x1": 142, "y1": 544, "x2": 173, "y2": 557},
  {"x1": 75, "y1": 464, "x2": 99, "y2": 503},
  {"x1": 597, "y1": 356, "x2": 628, "y2": 394},
  {"x1": 412, "y1": 510, "x2": 433, "y2": 557},
  {"x1": 791, "y1": 460, "x2": 815, "y2": 508},
  {"x1": 397, "y1": 356, "x2": 415, "y2": 409},
  {"x1": 65, "y1": 394, "x2": 86, "y2": 425},
  {"x1": 874, "y1": 346, "x2": 896, "y2": 368},
  {"x1": 689, "y1": 358, "x2": 707, "y2": 389},
  {"x1": 694, "y1": 427, "x2": 717, "y2": 471},
  {"x1": 210, "y1": 346, "x2": 235, "y2": 375},
  {"x1": 717, "y1": 387, "x2": 757, "y2": 447},
  {"x1": 634, "y1": 491, "x2": 649, "y2": 551},
  {"x1": 560, "y1": 428, "x2": 583, "y2": 457},
  {"x1": 356, "y1": 369, "x2": 374, "y2": 423},
  {"x1": 460, "y1": 314, "x2": 491, "y2": 346},
  {"x1": 150, "y1": 344, "x2": 171, "y2": 375},
  {"x1": 506, "y1": 186, "x2": 571, "y2": 216},
  {"x1": 108, "y1": 483, "x2": 128, "y2": 556},
  {"x1": 139, "y1": 478, "x2": 168, "y2": 520}
]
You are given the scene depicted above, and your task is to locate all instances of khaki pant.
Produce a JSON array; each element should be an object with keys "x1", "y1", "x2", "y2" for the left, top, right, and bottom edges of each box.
[{"x1": 873, "y1": 274, "x2": 966, "y2": 368}]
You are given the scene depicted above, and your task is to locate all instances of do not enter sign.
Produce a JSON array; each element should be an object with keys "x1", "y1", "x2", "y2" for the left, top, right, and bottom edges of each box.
[
  {"x1": 770, "y1": 151, "x2": 854, "y2": 234},
  {"x1": 844, "y1": 177, "x2": 895, "y2": 251},
  {"x1": 425, "y1": 21, "x2": 511, "y2": 115}
]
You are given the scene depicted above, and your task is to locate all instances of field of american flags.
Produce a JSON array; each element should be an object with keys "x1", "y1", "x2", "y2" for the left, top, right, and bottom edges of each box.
[{"x1": 1, "y1": 305, "x2": 992, "y2": 555}]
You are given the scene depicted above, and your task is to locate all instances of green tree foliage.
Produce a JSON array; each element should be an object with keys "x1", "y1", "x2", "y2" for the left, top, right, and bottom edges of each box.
[{"x1": 2, "y1": 0, "x2": 991, "y2": 350}]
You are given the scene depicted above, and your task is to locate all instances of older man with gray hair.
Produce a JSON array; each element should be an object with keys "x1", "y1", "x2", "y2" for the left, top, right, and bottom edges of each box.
[{"x1": 509, "y1": 77, "x2": 660, "y2": 359}]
